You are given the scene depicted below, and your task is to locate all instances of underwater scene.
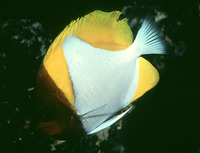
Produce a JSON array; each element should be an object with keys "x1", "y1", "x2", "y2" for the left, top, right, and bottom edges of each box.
[{"x1": 0, "y1": 0, "x2": 200, "y2": 153}]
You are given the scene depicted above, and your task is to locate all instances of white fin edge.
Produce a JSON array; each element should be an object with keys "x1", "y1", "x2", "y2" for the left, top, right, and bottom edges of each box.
[
  {"x1": 88, "y1": 106, "x2": 133, "y2": 135},
  {"x1": 128, "y1": 17, "x2": 167, "y2": 57}
]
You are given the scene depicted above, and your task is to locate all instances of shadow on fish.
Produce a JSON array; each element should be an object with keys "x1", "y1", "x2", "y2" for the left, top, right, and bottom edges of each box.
[{"x1": 35, "y1": 10, "x2": 167, "y2": 140}]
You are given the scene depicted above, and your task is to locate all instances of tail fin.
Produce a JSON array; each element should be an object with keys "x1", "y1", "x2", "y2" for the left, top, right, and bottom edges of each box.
[{"x1": 130, "y1": 16, "x2": 167, "y2": 56}]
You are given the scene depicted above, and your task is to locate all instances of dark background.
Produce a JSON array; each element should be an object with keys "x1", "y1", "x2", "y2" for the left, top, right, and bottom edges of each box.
[{"x1": 0, "y1": 0, "x2": 200, "y2": 153}]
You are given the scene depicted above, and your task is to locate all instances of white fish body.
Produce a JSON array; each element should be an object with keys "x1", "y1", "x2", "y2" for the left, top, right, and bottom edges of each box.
[{"x1": 62, "y1": 17, "x2": 166, "y2": 134}]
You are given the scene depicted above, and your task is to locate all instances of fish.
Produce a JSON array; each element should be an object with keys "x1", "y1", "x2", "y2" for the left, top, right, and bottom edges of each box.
[{"x1": 36, "y1": 10, "x2": 166, "y2": 137}]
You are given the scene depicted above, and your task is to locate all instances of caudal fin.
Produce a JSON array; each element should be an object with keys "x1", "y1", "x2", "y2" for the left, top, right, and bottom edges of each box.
[{"x1": 130, "y1": 16, "x2": 167, "y2": 56}]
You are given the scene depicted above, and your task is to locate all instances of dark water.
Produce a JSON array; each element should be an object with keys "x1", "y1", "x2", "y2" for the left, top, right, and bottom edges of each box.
[{"x1": 0, "y1": 0, "x2": 200, "y2": 153}]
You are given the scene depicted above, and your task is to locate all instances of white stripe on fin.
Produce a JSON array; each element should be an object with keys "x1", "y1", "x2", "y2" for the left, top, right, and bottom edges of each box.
[
  {"x1": 88, "y1": 106, "x2": 133, "y2": 135},
  {"x1": 128, "y1": 17, "x2": 167, "y2": 57}
]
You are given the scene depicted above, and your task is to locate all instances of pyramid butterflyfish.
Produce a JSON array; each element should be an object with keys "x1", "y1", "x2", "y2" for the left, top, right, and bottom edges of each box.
[{"x1": 36, "y1": 10, "x2": 166, "y2": 138}]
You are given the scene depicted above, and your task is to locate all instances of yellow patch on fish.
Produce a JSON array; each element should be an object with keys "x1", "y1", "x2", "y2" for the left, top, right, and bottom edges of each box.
[{"x1": 131, "y1": 57, "x2": 159, "y2": 102}]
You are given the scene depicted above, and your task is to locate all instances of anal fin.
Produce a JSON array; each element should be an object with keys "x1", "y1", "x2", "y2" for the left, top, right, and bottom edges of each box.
[{"x1": 131, "y1": 57, "x2": 159, "y2": 102}]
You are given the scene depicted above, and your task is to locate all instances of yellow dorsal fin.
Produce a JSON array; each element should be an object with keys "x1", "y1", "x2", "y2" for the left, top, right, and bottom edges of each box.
[
  {"x1": 131, "y1": 57, "x2": 160, "y2": 103},
  {"x1": 41, "y1": 10, "x2": 133, "y2": 108},
  {"x1": 48, "y1": 10, "x2": 133, "y2": 54},
  {"x1": 69, "y1": 10, "x2": 133, "y2": 50}
]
